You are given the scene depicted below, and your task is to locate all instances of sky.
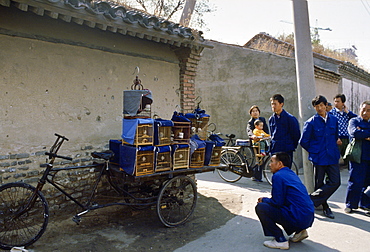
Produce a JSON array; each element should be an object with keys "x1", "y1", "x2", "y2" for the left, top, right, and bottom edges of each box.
[{"x1": 201, "y1": 0, "x2": 370, "y2": 71}]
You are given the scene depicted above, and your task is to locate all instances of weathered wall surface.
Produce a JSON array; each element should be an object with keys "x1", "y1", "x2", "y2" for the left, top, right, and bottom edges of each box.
[
  {"x1": 0, "y1": 7, "x2": 180, "y2": 153},
  {"x1": 315, "y1": 78, "x2": 339, "y2": 102},
  {"x1": 343, "y1": 79, "x2": 370, "y2": 112},
  {"x1": 0, "y1": 6, "x2": 182, "y2": 187},
  {"x1": 195, "y1": 41, "x2": 299, "y2": 139}
]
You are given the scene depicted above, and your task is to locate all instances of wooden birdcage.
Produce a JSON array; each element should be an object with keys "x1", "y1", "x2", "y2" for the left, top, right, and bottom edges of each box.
[
  {"x1": 172, "y1": 121, "x2": 191, "y2": 143},
  {"x1": 136, "y1": 150, "x2": 154, "y2": 175},
  {"x1": 118, "y1": 144, "x2": 154, "y2": 176},
  {"x1": 155, "y1": 146, "x2": 172, "y2": 172},
  {"x1": 172, "y1": 144, "x2": 190, "y2": 170},
  {"x1": 209, "y1": 146, "x2": 222, "y2": 166},
  {"x1": 189, "y1": 116, "x2": 209, "y2": 140},
  {"x1": 190, "y1": 147, "x2": 205, "y2": 168},
  {"x1": 122, "y1": 118, "x2": 154, "y2": 146},
  {"x1": 154, "y1": 119, "x2": 173, "y2": 146}
]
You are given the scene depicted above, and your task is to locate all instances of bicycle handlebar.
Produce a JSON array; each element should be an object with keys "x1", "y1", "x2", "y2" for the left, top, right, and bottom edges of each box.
[
  {"x1": 45, "y1": 152, "x2": 73, "y2": 161},
  {"x1": 54, "y1": 133, "x2": 69, "y2": 141}
]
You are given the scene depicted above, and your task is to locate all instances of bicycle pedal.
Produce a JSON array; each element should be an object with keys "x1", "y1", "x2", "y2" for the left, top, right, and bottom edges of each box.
[{"x1": 72, "y1": 215, "x2": 82, "y2": 225}]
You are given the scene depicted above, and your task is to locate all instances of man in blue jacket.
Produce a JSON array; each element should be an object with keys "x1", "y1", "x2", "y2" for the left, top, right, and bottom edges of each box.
[
  {"x1": 344, "y1": 101, "x2": 370, "y2": 215},
  {"x1": 300, "y1": 95, "x2": 340, "y2": 219},
  {"x1": 269, "y1": 94, "x2": 301, "y2": 168},
  {"x1": 329, "y1": 94, "x2": 357, "y2": 166},
  {"x1": 256, "y1": 152, "x2": 314, "y2": 250}
]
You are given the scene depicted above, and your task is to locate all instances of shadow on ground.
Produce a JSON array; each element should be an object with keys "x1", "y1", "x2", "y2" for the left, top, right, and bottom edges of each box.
[{"x1": 24, "y1": 191, "x2": 238, "y2": 252}]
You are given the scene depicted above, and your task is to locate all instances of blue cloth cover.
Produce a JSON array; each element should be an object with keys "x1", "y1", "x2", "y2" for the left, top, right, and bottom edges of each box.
[
  {"x1": 120, "y1": 145, "x2": 154, "y2": 175},
  {"x1": 204, "y1": 141, "x2": 215, "y2": 165},
  {"x1": 154, "y1": 119, "x2": 174, "y2": 145},
  {"x1": 122, "y1": 118, "x2": 154, "y2": 145},
  {"x1": 172, "y1": 111, "x2": 191, "y2": 122},
  {"x1": 209, "y1": 134, "x2": 226, "y2": 147}
]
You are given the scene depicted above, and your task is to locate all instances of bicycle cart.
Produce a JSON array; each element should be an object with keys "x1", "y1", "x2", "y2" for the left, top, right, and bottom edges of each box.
[{"x1": 0, "y1": 134, "x2": 219, "y2": 250}]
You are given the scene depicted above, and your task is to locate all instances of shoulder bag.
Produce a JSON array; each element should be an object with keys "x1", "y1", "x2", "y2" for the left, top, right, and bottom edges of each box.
[{"x1": 343, "y1": 138, "x2": 362, "y2": 164}]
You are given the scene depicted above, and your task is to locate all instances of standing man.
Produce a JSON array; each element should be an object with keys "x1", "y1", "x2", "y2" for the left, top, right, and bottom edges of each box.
[
  {"x1": 330, "y1": 94, "x2": 357, "y2": 166},
  {"x1": 344, "y1": 101, "x2": 370, "y2": 215},
  {"x1": 269, "y1": 94, "x2": 301, "y2": 167},
  {"x1": 256, "y1": 152, "x2": 314, "y2": 250},
  {"x1": 300, "y1": 95, "x2": 341, "y2": 219}
]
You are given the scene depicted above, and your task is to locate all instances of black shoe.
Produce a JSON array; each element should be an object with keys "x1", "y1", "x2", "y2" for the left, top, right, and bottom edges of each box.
[{"x1": 323, "y1": 208, "x2": 335, "y2": 219}]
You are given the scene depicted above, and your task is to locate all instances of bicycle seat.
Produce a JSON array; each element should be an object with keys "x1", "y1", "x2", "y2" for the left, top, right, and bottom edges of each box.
[
  {"x1": 225, "y1": 134, "x2": 235, "y2": 139},
  {"x1": 91, "y1": 150, "x2": 114, "y2": 160}
]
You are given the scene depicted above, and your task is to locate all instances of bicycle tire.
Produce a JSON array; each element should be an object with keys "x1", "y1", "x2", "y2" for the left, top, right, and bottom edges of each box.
[
  {"x1": 262, "y1": 157, "x2": 299, "y2": 186},
  {"x1": 217, "y1": 150, "x2": 243, "y2": 183},
  {"x1": 157, "y1": 176, "x2": 197, "y2": 227},
  {"x1": 240, "y1": 146, "x2": 256, "y2": 168},
  {"x1": 0, "y1": 182, "x2": 49, "y2": 250}
]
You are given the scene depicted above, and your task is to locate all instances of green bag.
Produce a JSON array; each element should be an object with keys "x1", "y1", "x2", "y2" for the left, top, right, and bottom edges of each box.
[{"x1": 343, "y1": 138, "x2": 362, "y2": 164}]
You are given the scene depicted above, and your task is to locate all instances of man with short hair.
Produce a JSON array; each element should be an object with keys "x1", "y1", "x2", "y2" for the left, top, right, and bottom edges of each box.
[
  {"x1": 300, "y1": 95, "x2": 341, "y2": 219},
  {"x1": 269, "y1": 94, "x2": 300, "y2": 168},
  {"x1": 255, "y1": 152, "x2": 314, "y2": 250},
  {"x1": 330, "y1": 94, "x2": 357, "y2": 165},
  {"x1": 344, "y1": 101, "x2": 370, "y2": 215}
]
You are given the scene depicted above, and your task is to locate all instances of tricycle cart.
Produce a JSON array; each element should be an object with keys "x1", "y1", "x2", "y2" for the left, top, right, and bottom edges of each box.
[{"x1": 0, "y1": 134, "x2": 220, "y2": 250}]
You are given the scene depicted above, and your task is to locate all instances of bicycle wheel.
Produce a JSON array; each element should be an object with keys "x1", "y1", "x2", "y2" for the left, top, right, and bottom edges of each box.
[
  {"x1": 217, "y1": 150, "x2": 243, "y2": 183},
  {"x1": 157, "y1": 176, "x2": 197, "y2": 227},
  {"x1": 263, "y1": 157, "x2": 299, "y2": 186},
  {"x1": 240, "y1": 146, "x2": 256, "y2": 168},
  {"x1": 0, "y1": 182, "x2": 49, "y2": 250}
]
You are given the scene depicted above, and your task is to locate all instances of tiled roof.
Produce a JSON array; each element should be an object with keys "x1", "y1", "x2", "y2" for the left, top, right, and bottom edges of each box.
[{"x1": 1, "y1": 0, "x2": 210, "y2": 49}]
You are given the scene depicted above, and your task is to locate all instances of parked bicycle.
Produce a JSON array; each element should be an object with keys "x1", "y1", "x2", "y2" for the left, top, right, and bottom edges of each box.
[{"x1": 217, "y1": 134, "x2": 298, "y2": 185}]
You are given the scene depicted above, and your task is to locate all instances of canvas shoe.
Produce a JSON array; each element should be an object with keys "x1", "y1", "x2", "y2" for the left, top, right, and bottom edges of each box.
[
  {"x1": 344, "y1": 207, "x2": 353, "y2": 214},
  {"x1": 290, "y1": 229, "x2": 308, "y2": 243},
  {"x1": 263, "y1": 239, "x2": 289, "y2": 250}
]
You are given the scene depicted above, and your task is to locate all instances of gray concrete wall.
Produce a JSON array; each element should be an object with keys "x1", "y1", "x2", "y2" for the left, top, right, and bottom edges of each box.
[
  {"x1": 196, "y1": 41, "x2": 299, "y2": 140},
  {"x1": 0, "y1": 7, "x2": 181, "y2": 155}
]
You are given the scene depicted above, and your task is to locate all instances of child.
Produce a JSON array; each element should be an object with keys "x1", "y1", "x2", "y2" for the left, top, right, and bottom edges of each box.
[{"x1": 253, "y1": 120, "x2": 270, "y2": 155}]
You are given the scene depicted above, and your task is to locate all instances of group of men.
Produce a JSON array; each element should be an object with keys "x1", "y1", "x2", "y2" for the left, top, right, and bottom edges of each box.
[{"x1": 254, "y1": 94, "x2": 370, "y2": 250}]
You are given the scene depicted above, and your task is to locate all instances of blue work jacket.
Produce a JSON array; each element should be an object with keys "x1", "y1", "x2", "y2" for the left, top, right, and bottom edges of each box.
[
  {"x1": 300, "y1": 113, "x2": 340, "y2": 165},
  {"x1": 262, "y1": 167, "x2": 314, "y2": 230},
  {"x1": 348, "y1": 116, "x2": 370, "y2": 161},
  {"x1": 269, "y1": 110, "x2": 300, "y2": 153}
]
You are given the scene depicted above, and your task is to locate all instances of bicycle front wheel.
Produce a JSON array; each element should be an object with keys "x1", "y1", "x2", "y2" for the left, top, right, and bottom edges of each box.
[
  {"x1": 157, "y1": 176, "x2": 197, "y2": 227},
  {"x1": 0, "y1": 182, "x2": 49, "y2": 250},
  {"x1": 263, "y1": 157, "x2": 299, "y2": 185},
  {"x1": 217, "y1": 150, "x2": 244, "y2": 183}
]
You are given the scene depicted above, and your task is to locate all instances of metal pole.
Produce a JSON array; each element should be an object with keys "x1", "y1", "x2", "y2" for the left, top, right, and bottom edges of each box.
[
  {"x1": 179, "y1": 0, "x2": 197, "y2": 27},
  {"x1": 292, "y1": 0, "x2": 316, "y2": 193}
]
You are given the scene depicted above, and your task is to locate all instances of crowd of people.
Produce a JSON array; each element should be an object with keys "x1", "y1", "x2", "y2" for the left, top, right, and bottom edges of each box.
[{"x1": 247, "y1": 94, "x2": 370, "y2": 250}]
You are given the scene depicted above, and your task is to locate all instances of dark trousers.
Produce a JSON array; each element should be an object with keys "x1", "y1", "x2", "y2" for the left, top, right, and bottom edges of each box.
[
  {"x1": 310, "y1": 164, "x2": 341, "y2": 207},
  {"x1": 346, "y1": 160, "x2": 370, "y2": 209},
  {"x1": 255, "y1": 203, "x2": 298, "y2": 241}
]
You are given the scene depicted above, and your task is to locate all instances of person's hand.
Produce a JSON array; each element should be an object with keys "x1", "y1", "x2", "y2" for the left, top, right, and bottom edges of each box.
[
  {"x1": 257, "y1": 197, "x2": 264, "y2": 203},
  {"x1": 365, "y1": 137, "x2": 370, "y2": 141},
  {"x1": 251, "y1": 135, "x2": 258, "y2": 141},
  {"x1": 337, "y1": 138, "x2": 342, "y2": 145}
]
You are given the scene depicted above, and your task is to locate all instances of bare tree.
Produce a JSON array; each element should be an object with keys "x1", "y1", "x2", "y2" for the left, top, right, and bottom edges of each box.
[{"x1": 118, "y1": 0, "x2": 214, "y2": 29}]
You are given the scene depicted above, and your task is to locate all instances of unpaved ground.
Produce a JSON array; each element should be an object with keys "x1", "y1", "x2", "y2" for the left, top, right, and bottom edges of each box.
[{"x1": 21, "y1": 186, "x2": 242, "y2": 252}]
